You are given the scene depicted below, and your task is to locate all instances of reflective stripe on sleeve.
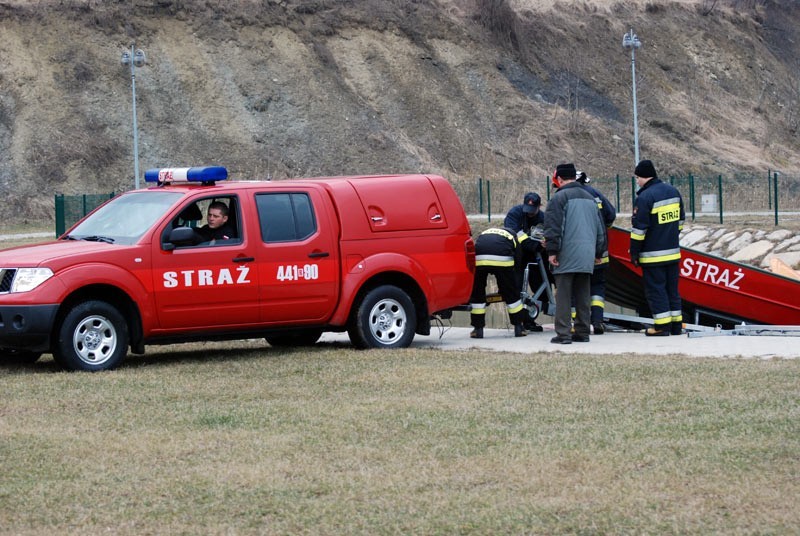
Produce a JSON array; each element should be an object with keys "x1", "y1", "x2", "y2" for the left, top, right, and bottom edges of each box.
[{"x1": 630, "y1": 228, "x2": 646, "y2": 241}]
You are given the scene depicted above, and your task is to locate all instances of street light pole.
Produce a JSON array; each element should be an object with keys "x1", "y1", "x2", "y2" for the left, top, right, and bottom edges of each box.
[
  {"x1": 622, "y1": 29, "x2": 641, "y2": 165},
  {"x1": 121, "y1": 45, "x2": 146, "y2": 189}
]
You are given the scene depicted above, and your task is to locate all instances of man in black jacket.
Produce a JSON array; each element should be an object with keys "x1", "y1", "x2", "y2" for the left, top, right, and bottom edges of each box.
[
  {"x1": 504, "y1": 192, "x2": 550, "y2": 331},
  {"x1": 576, "y1": 171, "x2": 616, "y2": 334},
  {"x1": 196, "y1": 201, "x2": 236, "y2": 244},
  {"x1": 630, "y1": 159, "x2": 685, "y2": 336}
]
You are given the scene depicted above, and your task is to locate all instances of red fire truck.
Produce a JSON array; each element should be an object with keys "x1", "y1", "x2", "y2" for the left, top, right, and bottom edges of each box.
[{"x1": 0, "y1": 167, "x2": 476, "y2": 371}]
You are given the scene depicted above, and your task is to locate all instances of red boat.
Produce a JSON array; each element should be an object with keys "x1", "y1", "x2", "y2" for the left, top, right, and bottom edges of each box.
[{"x1": 606, "y1": 226, "x2": 800, "y2": 327}]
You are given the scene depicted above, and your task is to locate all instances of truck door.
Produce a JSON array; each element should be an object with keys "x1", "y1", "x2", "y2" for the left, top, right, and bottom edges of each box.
[
  {"x1": 254, "y1": 189, "x2": 339, "y2": 323},
  {"x1": 152, "y1": 195, "x2": 261, "y2": 330}
]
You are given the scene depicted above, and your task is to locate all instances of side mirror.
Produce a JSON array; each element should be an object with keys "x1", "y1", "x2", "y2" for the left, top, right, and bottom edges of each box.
[{"x1": 164, "y1": 226, "x2": 198, "y2": 250}]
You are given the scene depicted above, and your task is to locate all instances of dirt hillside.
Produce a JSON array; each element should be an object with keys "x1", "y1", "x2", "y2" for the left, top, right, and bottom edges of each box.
[{"x1": 1, "y1": 0, "x2": 798, "y2": 224}]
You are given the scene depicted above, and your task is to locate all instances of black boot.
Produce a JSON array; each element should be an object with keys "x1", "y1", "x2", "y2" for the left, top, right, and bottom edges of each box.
[
  {"x1": 645, "y1": 327, "x2": 669, "y2": 336},
  {"x1": 514, "y1": 324, "x2": 527, "y2": 337},
  {"x1": 524, "y1": 319, "x2": 544, "y2": 332},
  {"x1": 470, "y1": 327, "x2": 484, "y2": 339},
  {"x1": 670, "y1": 322, "x2": 683, "y2": 335}
]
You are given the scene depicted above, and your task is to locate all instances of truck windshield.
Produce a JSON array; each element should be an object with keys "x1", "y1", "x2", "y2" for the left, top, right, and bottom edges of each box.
[{"x1": 65, "y1": 191, "x2": 184, "y2": 245}]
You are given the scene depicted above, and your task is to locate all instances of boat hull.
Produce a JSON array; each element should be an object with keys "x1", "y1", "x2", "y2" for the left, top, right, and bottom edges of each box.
[{"x1": 606, "y1": 226, "x2": 800, "y2": 326}]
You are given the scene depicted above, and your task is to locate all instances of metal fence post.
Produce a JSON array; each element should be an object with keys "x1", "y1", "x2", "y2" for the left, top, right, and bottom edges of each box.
[
  {"x1": 718, "y1": 175, "x2": 723, "y2": 225},
  {"x1": 478, "y1": 177, "x2": 483, "y2": 214},
  {"x1": 689, "y1": 174, "x2": 695, "y2": 221},
  {"x1": 631, "y1": 175, "x2": 636, "y2": 211},
  {"x1": 487, "y1": 179, "x2": 492, "y2": 222},
  {"x1": 773, "y1": 172, "x2": 779, "y2": 226},
  {"x1": 768, "y1": 168, "x2": 772, "y2": 210},
  {"x1": 55, "y1": 194, "x2": 64, "y2": 238},
  {"x1": 615, "y1": 174, "x2": 620, "y2": 213}
]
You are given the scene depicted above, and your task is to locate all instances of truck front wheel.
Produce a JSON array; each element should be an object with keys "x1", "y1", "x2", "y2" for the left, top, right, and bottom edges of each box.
[
  {"x1": 348, "y1": 285, "x2": 416, "y2": 349},
  {"x1": 53, "y1": 301, "x2": 129, "y2": 372}
]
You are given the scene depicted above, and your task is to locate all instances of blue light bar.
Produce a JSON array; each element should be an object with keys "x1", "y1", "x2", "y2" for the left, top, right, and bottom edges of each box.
[{"x1": 144, "y1": 166, "x2": 228, "y2": 184}]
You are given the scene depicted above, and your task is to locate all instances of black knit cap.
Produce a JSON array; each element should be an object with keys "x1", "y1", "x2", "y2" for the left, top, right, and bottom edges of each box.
[
  {"x1": 522, "y1": 192, "x2": 541, "y2": 213},
  {"x1": 634, "y1": 159, "x2": 657, "y2": 178},
  {"x1": 555, "y1": 163, "x2": 576, "y2": 179}
]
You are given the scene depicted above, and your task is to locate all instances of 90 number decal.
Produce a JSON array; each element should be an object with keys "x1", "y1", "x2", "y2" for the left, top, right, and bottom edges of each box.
[{"x1": 276, "y1": 264, "x2": 319, "y2": 281}]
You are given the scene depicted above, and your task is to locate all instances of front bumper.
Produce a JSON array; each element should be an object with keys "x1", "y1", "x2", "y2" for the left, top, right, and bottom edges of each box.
[{"x1": 0, "y1": 304, "x2": 59, "y2": 353}]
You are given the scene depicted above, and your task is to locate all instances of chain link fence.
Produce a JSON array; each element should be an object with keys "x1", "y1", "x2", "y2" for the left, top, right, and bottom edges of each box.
[
  {"x1": 54, "y1": 193, "x2": 116, "y2": 237},
  {"x1": 454, "y1": 171, "x2": 800, "y2": 226}
]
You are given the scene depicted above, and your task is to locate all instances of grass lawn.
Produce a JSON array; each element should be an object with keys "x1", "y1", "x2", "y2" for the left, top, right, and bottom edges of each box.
[{"x1": 2, "y1": 343, "x2": 798, "y2": 534}]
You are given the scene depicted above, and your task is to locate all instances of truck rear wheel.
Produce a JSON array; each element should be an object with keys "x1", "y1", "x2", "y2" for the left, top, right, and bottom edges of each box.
[
  {"x1": 348, "y1": 285, "x2": 416, "y2": 349},
  {"x1": 53, "y1": 301, "x2": 129, "y2": 372}
]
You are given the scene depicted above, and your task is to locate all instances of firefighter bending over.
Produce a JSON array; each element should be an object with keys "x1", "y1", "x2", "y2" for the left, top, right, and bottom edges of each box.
[{"x1": 469, "y1": 227, "x2": 537, "y2": 339}]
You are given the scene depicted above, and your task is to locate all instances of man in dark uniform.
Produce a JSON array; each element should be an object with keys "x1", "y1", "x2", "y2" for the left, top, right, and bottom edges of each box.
[
  {"x1": 469, "y1": 227, "x2": 536, "y2": 339},
  {"x1": 503, "y1": 192, "x2": 550, "y2": 331},
  {"x1": 576, "y1": 171, "x2": 616, "y2": 334},
  {"x1": 197, "y1": 201, "x2": 236, "y2": 243},
  {"x1": 629, "y1": 159, "x2": 685, "y2": 336}
]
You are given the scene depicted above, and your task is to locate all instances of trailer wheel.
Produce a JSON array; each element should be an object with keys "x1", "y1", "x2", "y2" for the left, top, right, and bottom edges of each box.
[
  {"x1": 53, "y1": 301, "x2": 129, "y2": 372},
  {"x1": 348, "y1": 285, "x2": 416, "y2": 349}
]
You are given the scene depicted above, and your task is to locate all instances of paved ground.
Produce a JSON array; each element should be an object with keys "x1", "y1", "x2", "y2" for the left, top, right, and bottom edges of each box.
[{"x1": 321, "y1": 323, "x2": 800, "y2": 359}]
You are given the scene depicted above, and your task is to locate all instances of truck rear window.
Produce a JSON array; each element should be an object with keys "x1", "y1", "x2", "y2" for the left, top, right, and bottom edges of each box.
[{"x1": 256, "y1": 193, "x2": 316, "y2": 243}]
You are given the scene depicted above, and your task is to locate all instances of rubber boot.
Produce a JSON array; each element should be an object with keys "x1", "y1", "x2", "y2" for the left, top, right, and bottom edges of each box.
[
  {"x1": 645, "y1": 327, "x2": 669, "y2": 337},
  {"x1": 670, "y1": 322, "x2": 683, "y2": 336},
  {"x1": 470, "y1": 327, "x2": 484, "y2": 339},
  {"x1": 514, "y1": 324, "x2": 527, "y2": 337}
]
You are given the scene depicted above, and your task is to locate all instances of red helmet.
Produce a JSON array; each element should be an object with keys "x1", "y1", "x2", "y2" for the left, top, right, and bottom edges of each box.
[{"x1": 551, "y1": 169, "x2": 560, "y2": 190}]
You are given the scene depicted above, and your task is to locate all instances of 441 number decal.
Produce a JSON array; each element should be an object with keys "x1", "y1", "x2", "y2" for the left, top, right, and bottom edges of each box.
[{"x1": 276, "y1": 264, "x2": 319, "y2": 281}]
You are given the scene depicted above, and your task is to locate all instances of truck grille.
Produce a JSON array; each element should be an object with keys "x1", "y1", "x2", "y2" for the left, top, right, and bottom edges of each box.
[{"x1": 0, "y1": 269, "x2": 15, "y2": 293}]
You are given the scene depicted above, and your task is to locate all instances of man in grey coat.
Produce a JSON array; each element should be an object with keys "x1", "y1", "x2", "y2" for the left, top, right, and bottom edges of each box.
[{"x1": 544, "y1": 163, "x2": 607, "y2": 344}]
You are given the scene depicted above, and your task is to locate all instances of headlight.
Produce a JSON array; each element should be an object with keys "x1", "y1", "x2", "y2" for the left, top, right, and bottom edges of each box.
[{"x1": 11, "y1": 268, "x2": 54, "y2": 292}]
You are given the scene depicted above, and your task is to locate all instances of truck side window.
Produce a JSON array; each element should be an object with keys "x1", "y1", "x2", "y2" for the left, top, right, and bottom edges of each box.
[
  {"x1": 163, "y1": 196, "x2": 241, "y2": 248},
  {"x1": 256, "y1": 192, "x2": 316, "y2": 243}
]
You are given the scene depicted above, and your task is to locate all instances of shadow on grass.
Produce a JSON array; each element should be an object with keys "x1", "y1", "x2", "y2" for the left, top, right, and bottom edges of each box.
[{"x1": 0, "y1": 339, "x2": 356, "y2": 373}]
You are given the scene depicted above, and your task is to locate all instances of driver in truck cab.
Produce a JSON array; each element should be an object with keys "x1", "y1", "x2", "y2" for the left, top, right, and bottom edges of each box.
[{"x1": 197, "y1": 201, "x2": 235, "y2": 243}]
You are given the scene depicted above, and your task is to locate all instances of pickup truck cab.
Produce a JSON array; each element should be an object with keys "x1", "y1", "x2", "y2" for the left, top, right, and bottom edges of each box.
[{"x1": 0, "y1": 167, "x2": 476, "y2": 371}]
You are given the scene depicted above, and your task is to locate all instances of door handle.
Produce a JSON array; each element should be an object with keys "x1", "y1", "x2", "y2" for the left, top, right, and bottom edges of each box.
[
  {"x1": 233, "y1": 256, "x2": 254, "y2": 263},
  {"x1": 308, "y1": 251, "x2": 329, "y2": 258}
]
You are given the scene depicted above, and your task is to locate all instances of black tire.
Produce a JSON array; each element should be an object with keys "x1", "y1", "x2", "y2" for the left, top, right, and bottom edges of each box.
[
  {"x1": 0, "y1": 349, "x2": 42, "y2": 365},
  {"x1": 523, "y1": 299, "x2": 541, "y2": 322},
  {"x1": 53, "y1": 301, "x2": 129, "y2": 371},
  {"x1": 348, "y1": 285, "x2": 416, "y2": 349},
  {"x1": 265, "y1": 329, "x2": 323, "y2": 347}
]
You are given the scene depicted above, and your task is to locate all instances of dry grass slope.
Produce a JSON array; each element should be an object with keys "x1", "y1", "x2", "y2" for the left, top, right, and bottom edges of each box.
[{"x1": 1, "y1": 0, "x2": 798, "y2": 226}]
